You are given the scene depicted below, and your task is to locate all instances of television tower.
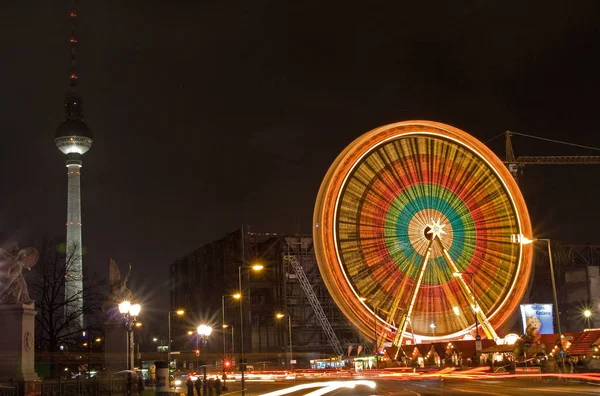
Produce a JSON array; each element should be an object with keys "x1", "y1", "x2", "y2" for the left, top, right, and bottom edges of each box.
[{"x1": 55, "y1": 2, "x2": 92, "y2": 328}]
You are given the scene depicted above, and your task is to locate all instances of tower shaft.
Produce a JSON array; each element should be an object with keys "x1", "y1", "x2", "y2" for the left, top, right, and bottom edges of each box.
[{"x1": 65, "y1": 159, "x2": 84, "y2": 328}]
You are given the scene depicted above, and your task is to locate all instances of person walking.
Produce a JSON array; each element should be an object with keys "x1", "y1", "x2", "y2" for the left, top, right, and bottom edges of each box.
[
  {"x1": 186, "y1": 377, "x2": 194, "y2": 396},
  {"x1": 194, "y1": 378, "x2": 202, "y2": 396},
  {"x1": 214, "y1": 377, "x2": 222, "y2": 396},
  {"x1": 206, "y1": 377, "x2": 214, "y2": 396}
]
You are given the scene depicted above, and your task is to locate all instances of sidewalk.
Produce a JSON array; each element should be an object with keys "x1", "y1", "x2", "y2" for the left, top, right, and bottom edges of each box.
[{"x1": 142, "y1": 382, "x2": 244, "y2": 396}]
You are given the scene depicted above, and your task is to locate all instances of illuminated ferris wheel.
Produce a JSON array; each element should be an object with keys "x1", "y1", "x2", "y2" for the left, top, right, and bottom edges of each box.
[{"x1": 314, "y1": 121, "x2": 533, "y2": 351}]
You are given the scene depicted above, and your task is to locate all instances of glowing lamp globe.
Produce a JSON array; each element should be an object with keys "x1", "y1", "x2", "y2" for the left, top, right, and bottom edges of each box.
[
  {"x1": 130, "y1": 303, "x2": 141, "y2": 317},
  {"x1": 197, "y1": 324, "x2": 213, "y2": 337},
  {"x1": 118, "y1": 301, "x2": 131, "y2": 314}
]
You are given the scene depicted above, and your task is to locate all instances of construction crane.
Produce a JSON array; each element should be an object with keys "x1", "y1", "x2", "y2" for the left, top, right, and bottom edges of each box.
[
  {"x1": 284, "y1": 255, "x2": 345, "y2": 357},
  {"x1": 504, "y1": 131, "x2": 600, "y2": 182}
]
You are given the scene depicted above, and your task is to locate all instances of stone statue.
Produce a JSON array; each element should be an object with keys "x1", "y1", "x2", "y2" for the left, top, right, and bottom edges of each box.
[
  {"x1": 0, "y1": 243, "x2": 39, "y2": 304},
  {"x1": 102, "y1": 258, "x2": 132, "y2": 313}
]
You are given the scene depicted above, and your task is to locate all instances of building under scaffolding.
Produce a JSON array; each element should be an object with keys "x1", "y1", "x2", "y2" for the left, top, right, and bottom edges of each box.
[{"x1": 170, "y1": 227, "x2": 362, "y2": 368}]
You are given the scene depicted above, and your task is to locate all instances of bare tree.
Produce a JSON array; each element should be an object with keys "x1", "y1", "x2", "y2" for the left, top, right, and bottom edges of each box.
[{"x1": 28, "y1": 239, "x2": 105, "y2": 378}]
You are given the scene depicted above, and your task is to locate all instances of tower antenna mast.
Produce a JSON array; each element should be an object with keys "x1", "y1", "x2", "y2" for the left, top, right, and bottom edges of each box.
[{"x1": 69, "y1": 0, "x2": 78, "y2": 93}]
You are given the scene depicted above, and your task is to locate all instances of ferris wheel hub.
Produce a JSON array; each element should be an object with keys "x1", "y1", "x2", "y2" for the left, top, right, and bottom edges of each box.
[{"x1": 425, "y1": 218, "x2": 447, "y2": 241}]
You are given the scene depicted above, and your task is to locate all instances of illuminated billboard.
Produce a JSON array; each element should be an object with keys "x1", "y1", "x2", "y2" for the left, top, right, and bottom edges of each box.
[{"x1": 520, "y1": 304, "x2": 554, "y2": 334}]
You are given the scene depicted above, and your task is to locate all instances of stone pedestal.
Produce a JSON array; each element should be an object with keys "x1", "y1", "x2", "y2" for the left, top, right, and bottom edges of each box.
[
  {"x1": 0, "y1": 304, "x2": 39, "y2": 381},
  {"x1": 104, "y1": 319, "x2": 129, "y2": 372},
  {"x1": 0, "y1": 304, "x2": 41, "y2": 396}
]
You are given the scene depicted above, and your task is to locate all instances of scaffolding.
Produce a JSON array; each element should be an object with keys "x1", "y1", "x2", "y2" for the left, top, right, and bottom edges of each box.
[
  {"x1": 284, "y1": 254, "x2": 344, "y2": 357},
  {"x1": 283, "y1": 237, "x2": 351, "y2": 357}
]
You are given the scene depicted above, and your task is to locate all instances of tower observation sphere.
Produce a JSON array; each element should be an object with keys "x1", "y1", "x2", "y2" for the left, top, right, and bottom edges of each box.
[
  {"x1": 55, "y1": 97, "x2": 93, "y2": 155},
  {"x1": 56, "y1": 4, "x2": 92, "y2": 330}
]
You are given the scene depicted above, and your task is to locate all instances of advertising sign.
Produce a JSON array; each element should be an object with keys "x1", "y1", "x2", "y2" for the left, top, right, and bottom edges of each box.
[{"x1": 520, "y1": 304, "x2": 554, "y2": 334}]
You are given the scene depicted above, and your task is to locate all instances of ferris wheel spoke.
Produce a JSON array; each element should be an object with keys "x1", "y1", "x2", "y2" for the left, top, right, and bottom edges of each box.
[
  {"x1": 434, "y1": 237, "x2": 499, "y2": 341},
  {"x1": 392, "y1": 238, "x2": 435, "y2": 356}
]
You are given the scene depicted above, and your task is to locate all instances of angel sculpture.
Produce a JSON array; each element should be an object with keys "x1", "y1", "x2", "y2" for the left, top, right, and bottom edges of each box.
[
  {"x1": 0, "y1": 243, "x2": 39, "y2": 304},
  {"x1": 102, "y1": 259, "x2": 133, "y2": 313}
]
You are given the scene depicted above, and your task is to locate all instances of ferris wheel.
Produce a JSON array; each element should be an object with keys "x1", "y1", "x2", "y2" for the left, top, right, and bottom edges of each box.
[{"x1": 313, "y1": 121, "x2": 533, "y2": 352}]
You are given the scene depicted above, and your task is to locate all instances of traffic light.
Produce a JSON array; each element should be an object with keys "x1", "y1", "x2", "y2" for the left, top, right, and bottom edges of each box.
[
  {"x1": 195, "y1": 350, "x2": 200, "y2": 357},
  {"x1": 224, "y1": 360, "x2": 231, "y2": 369}
]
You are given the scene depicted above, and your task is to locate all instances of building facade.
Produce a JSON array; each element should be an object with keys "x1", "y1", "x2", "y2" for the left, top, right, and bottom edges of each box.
[{"x1": 169, "y1": 227, "x2": 362, "y2": 368}]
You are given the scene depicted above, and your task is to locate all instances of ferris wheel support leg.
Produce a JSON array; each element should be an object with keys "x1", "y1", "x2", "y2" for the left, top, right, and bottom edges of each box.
[
  {"x1": 435, "y1": 239, "x2": 499, "y2": 342},
  {"x1": 380, "y1": 259, "x2": 417, "y2": 353},
  {"x1": 391, "y1": 239, "x2": 434, "y2": 360}
]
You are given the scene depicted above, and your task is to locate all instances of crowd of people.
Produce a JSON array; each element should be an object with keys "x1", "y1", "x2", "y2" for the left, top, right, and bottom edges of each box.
[{"x1": 186, "y1": 375, "x2": 223, "y2": 396}]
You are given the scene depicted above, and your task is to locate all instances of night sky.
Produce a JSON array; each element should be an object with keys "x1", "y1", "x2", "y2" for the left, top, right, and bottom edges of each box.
[{"x1": 2, "y1": 1, "x2": 600, "y2": 321}]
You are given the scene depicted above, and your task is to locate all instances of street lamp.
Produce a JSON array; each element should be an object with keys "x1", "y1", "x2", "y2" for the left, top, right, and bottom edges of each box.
[
  {"x1": 221, "y1": 295, "x2": 228, "y2": 361},
  {"x1": 237, "y1": 263, "x2": 264, "y2": 396},
  {"x1": 513, "y1": 235, "x2": 565, "y2": 371},
  {"x1": 197, "y1": 324, "x2": 213, "y2": 343},
  {"x1": 512, "y1": 236, "x2": 562, "y2": 338},
  {"x1": 430, "y1": 323, "x2": 436, "y2": 338},
  {"x1": 584, "y1": 309, "x2": 593, "y2": 329},
  {"x1": 118, "y1": 301, "x2": 141, "y2": 370},
  {"x1": 153, "y1": 337, "x2": 165, "y2": 361},
  {"x1": 276, "y1": 313, "x2": 293, "y2": 370},
  {"x1": 197, "y1": 324, "x2": 212, "y2": 370},
  {"x1": 452, "y1": 271, "x2": 481, "y2": 344},
  {"x1": 167, "y1": 309, "x2": 185, "y2": 366}
]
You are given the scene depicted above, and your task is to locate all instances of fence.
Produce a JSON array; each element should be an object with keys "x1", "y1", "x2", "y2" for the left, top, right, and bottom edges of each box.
[
  {"x1": 41, "y1": 375, "x2": 130, "y2": 396},
  {"x1": 0, "y1": 386, "x2": 17, "y2": 396}
]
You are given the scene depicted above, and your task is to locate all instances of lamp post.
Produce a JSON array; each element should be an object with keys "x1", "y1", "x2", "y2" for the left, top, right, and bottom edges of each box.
[
  {"x1": 237, "y1": 263, "x2": 263, "y2": 396},
  {"x1": 430, "y1": 323, "x2": 436, "y2": 338},
  {"x1": 276, "y1": 313, "x2": 293, "y2": 370},
  {"x1": 197, "y1": 325, "x2": 212, "y2": 389},
  {"x1": 168, "y1": 309, "x2": 185, "y2": 367},
  {"x1": 187, "y1": 330, "x2": 199, "y2": 370},
  {"x1": 134, "y1": 322, "x2": 142, "y2": 368},
  {"x1": 118, "y1": 301, "x2": 141, "y2": 371},
  {"x1": 513, "y1": 235, "x2": 565, "y2": 371},
  {"x1": 221, "y1": 295, "x2": 227, "y2": 359},
  {"x1": 513, "y1": 237, "x2": 562, "y2": 337},
  {"x1": 153, "y1": 337, "x2": 165, "y2": 361}
]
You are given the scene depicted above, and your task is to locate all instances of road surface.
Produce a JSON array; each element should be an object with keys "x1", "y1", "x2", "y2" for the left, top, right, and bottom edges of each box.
[{"x1": 215, "y1": 377, "x2": 600, "y2": 395}]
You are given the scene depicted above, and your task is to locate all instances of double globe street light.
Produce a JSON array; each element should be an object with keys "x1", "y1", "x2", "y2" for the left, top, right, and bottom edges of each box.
[
  {"x1": 197, "y1": 324, "x2": 213, "y2": 345},
  {"x1": 118, "y1": 301, "x2": 141, "y2": 370}
]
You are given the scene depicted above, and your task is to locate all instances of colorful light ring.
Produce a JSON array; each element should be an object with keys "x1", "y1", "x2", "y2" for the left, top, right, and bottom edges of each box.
[{"x1": 314, "y1": 121, "x2": 532, "y2": 340}]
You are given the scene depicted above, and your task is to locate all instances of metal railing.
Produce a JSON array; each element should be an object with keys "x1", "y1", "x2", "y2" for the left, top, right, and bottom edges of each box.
[
  {"x1": 0, "y1": 386, "x2": 17, "y2": 396},
  {"x1": 41, "y1": 375, "x2": 130, "y2": 396}
]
